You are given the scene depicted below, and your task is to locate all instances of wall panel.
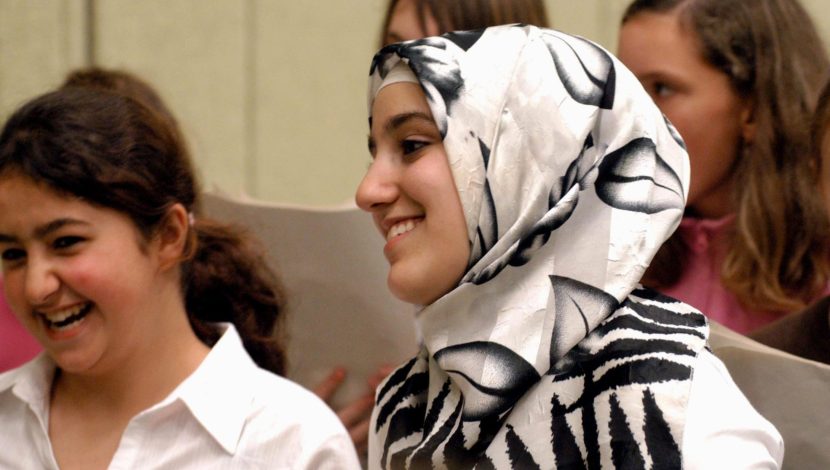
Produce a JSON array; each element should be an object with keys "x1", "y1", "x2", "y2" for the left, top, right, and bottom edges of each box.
[
  {"x1": 0, "y1": 0, "x2": 87, "y2": 122},
  {"x1": 94, "y1": 0, "x2": 249, "y2": 196}
]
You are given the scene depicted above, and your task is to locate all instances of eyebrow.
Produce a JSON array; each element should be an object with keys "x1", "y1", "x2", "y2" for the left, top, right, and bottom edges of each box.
[
  {"x1": 385, "y1": 111, "x2": 435, "y2": 134},
  {"x1": 0, "y1": 218, "x2": 90, "y2": 243}
]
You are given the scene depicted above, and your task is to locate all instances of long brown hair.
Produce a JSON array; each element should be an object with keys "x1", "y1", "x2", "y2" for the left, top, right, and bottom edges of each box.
[
  {"x1": 624, "y1": 0, "x2": 830, "y2": 313},
  {"x1": 380, "y1": 0, "x2": 549, "y2": 46},
  {"x1": 0, "y1": 87, "x2": 287, "y2": 375}
]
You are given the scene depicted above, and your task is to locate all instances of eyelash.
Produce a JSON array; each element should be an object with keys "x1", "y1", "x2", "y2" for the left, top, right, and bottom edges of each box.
[
  {"x1": 1, "y1": 248, "x2": 25, "y2": 263},
  {"x1": 401, "y1": 139, "x2": 428, "y2": 155},
  {"x1": 53, "y1": 236, "x2": 84, "y2": 250}
]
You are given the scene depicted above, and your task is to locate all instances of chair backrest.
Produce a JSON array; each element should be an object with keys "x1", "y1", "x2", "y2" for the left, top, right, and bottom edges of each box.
[
  {"x1": 709, "y1": 321, "x2": 830, "y2": 468},
  {"x1": 202, "y1": 191, "x2": 418, "y2": 407}
]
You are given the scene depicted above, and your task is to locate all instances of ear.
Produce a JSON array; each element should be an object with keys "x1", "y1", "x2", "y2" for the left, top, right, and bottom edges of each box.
[
  {"x1": 154, "y1": 203, "x2": 189, "y2": 271},
  {"x1": 739, "y1": 98, "x2": 756, "y2": 144}
]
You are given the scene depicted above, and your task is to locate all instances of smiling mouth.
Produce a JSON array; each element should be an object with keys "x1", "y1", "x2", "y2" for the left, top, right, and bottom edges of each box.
[
  {"x1": 38, "y1": 302, "x2": 93, "y2": 331},
  {"x1": 386, "y1": 218, "x2": 422, "y2": 241}
]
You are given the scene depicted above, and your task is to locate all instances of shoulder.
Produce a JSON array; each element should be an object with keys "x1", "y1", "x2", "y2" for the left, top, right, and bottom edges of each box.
[
  {"x1": 681, "y1": 349, "x2": 784, "y2": 469},
  {"x1": 236, "y1": 369, "x2": 361, "y2": 468},
  {"x1": 750, "y1": 295, "x2": 830, "y2": 364}
]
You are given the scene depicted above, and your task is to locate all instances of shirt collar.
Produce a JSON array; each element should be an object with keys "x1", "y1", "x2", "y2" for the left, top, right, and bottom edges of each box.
[
  {"x1": 170, "y1": 324, "x2": 258, "y2": 455},
  {"x1": 0, "y1": 353, "x2": 56, "y2": 425},
  {"x1": 0, "y1": 325, "x2": 261, "y2": 456}
]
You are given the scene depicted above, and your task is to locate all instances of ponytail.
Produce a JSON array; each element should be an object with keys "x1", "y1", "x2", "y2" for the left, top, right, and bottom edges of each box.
[{"x1": 184, "y1": 218, "x2": 287, "y2": 376}]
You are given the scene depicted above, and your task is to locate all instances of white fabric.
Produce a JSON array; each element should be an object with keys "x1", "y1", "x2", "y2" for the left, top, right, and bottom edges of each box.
[
  {"x1": 375, "y1": 61, "x2": 419, "y2": 95},
  {"x1": 367, "y1": 25, "x2": 783, "y2": 468},
  {"x1": 0, "y1": 325, "x2": 361, "y2": 469},
  {"x1": 683, "y1": 349, "x2": 783, "y2": 469}
]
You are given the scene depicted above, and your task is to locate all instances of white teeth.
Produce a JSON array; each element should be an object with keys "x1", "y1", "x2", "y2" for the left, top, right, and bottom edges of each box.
[
  {"x1": 43, "y1": 304, "x2": 86, "y2": 323},
  {"x1": 387, "y1": 219, "x2": 418, "y2": 241}
]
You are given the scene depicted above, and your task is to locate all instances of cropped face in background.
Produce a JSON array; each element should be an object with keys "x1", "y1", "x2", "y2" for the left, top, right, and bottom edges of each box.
[
  {"x1": 356, "y1": 82, "x2": 469, "y2": 306},
  {"x1": 618, "y1": 11, "x2": 753, "y2": 218},
  {"x1": 0, "y1": 173, "x2": 168, "y2": 375},
  {"x1": 384, "y1": 0, "x2": 440, "y2": 45}
]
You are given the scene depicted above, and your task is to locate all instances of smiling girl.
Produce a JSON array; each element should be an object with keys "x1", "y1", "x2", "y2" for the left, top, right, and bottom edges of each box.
[
  {"x1": 0, "y1": 88, "x2": 360, "y2": 469},
  {"x1": 357, "y1": 25, "x2": 782, "y2": 468}
]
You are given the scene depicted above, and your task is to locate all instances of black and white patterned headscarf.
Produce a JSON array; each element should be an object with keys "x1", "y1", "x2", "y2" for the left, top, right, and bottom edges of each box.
[{"x1": 367, "y1": 25, "x2": 708, "y2": 469}]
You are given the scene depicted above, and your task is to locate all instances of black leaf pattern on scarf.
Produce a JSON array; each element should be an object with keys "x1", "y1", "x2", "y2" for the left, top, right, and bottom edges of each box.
[
  {"x1": 505, "y1": 424, "x2": 541, "y2": 469},
  {"x1": 470, "y1": 138, "x2": 498, "y2": 267},
  {"x1": 581, "y1": 368, "x2": 601, "y2": 470},
  {"x1": 558, "y1": 133, "x2": 596, "y2": 199},
  {"x1": 609, "y1": 393, "x2": 647, "y2": 469},
  {"x1": 542, "y1": 32, "x2": 615, "y2": 109},
  {"x1": 507, "y1": 186, "x2": 578, "y2": 268},
  {"x1": 445, "y1": 414, "x2": 505, "y2": 468},
  {"x1": 369, "y1": 44, "x2": 400, "y2": 77},
  {"x1": 409, "y1": 398, "x2": 464, "y2": 469},
  {"x1": 423, "y1": 380, "x2": 453, "y2": 436},
  {"x1": 435, "y1": 341, "x2": 540, "y2": 420},
  {"x1": 476, "y1": 455, "x2": 497, "y2": 470},
  {"x1": 595, "y1": 137, "x2": 685, "y2": 214},
  {"x1": 642, "y1": 389, "x2": 682, "y2": 469},
  {"x1": 444, "y1": 30, "x2": 484, "y2": 51},
  {"x1": 378, "y1": 357, "x2": 420, "y2": 404},
  {"x1": 396, "y1": 38, "x2": 464, "y2": 125},
  {"x1": 595, "y1": 357, "x2": 693, "y2": 393},
  {"x1": 376, "y1": 371, "x2": 429, "y2": 430},
  {"x1": 624, "y1": 298, "x2": 707, "y2": 330},
  {"x1": 383, "y1": 403, "x2": 428, "y2": 468},
  {"x1": 549, "y1": 276, "x2": 619, "y2": 361},
  {"x1": 551, "y1": 395, "x2": 587, "y2": 469},
  {"x1": 663, "y1": 115, "x2": 686, "y2": 150}
]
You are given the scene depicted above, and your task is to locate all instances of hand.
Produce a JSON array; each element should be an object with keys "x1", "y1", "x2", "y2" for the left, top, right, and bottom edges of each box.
[{"x1": 313, "y1": 365, "x2": 395, "y2": 456}]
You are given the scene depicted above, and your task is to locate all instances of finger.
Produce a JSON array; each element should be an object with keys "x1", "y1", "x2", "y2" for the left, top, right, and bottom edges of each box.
[
  {"x1": 312, "y1": 367, "x2": 346, "y2": 401},
  {"x1": 337, "y1": 392, "x2": 375, "y2": 427},
  {"x1": 350, "y1": 416, "x2": 372, "y2": 454}
]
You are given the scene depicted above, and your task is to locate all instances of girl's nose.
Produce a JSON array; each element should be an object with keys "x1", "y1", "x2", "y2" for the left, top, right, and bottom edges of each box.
[
  {"x1": 24, "y1": 257, "x2": 60, "y2": 307},
  {"x1": 355, "y1": 159, "x2": 400, "y2": 212}
]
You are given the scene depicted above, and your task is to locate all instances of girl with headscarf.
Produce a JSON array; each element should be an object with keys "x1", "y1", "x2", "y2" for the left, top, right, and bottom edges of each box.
[{"x1": 356, "y1": 24, "x2": 782, "y2": 468}]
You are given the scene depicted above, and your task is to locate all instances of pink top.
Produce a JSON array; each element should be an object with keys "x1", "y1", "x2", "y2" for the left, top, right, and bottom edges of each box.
[
  {"x1": 661, "y1": 215, "x2": 785, "y2": 334},
  {"x1": 0, "y1": 278, "x2": 41, "y2": 372}
]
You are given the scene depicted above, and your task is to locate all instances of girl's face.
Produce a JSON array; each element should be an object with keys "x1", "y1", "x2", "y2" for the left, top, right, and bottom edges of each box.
[
  {"x1": 356, "y1": 82, "x2": 469, "y2": 305},
  {"x1": 0, "y1": 173, "x2": 176, "y2": 375},
  {"x1": 384, "y1": 0, "x2": 440, "y2": 45},
  {"x1": 618, "y1": 12, "x2": 754, "y2": 218}
]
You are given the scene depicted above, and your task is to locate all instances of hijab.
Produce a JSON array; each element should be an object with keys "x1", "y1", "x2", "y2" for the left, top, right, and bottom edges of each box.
[{"x1": 367, "y1": 24, "x2": 708, "y2": 469}]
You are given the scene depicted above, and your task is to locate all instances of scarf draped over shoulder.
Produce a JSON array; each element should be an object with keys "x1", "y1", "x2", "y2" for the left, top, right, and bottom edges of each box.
[{"x1": 367, "y1": 25, "x2": 708, "y2": 469}]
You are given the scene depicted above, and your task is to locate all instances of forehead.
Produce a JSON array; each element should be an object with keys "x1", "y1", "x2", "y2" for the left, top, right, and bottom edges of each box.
[
  {"x1": 371, "y1": 82, "x2": 433, "y2": 128},
  {"x1": 0, "y1": 174, "x2": 93, "y2": 231},
  {"x1": 619, "y1": 12, "x2": 703, "y2": 72}
]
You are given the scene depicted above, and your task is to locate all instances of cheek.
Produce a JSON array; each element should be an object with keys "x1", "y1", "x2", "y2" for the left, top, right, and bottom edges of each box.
[{"x1": 2, "y1": 272, "x2": 27, "y2": 314}]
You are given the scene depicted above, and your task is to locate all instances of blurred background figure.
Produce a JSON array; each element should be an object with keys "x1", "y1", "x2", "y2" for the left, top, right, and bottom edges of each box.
[
  {"x1": 381, "y1": 0, "x2": 549, "y2": 45},
  {"x1": 749, "y1": 75, "x2": 830, "y2": 365},
  {"x1": 617, "y1": 0, "x2": 830, "y2": 334}
]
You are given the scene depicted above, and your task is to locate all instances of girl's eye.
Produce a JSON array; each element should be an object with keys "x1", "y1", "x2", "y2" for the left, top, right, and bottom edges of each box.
[
  {"x1": 402, "y1": 139, "x2": 428, "y2": 155},
  {"x1": 1, "y1": 248, "x2": 25, "y2": 262},
  {"x1": 653, "y1": 82, "x2": 674, "y2": 98},
  {"x1": 53, "y1": 236, "x2": 84, "y2": 250}
]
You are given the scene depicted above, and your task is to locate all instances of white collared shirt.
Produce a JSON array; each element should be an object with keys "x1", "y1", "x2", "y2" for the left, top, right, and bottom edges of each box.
[{"x1": 0, "y1": 325, "x2": 361, "y2": 469}]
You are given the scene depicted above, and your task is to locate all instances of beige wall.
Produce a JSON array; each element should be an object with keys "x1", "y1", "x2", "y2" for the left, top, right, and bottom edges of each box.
[{"x1": 2, "y1": 0, "x2": 829, "y2": 205}]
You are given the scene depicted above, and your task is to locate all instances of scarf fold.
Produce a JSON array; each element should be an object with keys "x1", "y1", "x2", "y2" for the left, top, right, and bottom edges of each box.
[{"x1": 368, "y1": 25, "x2": 708, "y2": 469}]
